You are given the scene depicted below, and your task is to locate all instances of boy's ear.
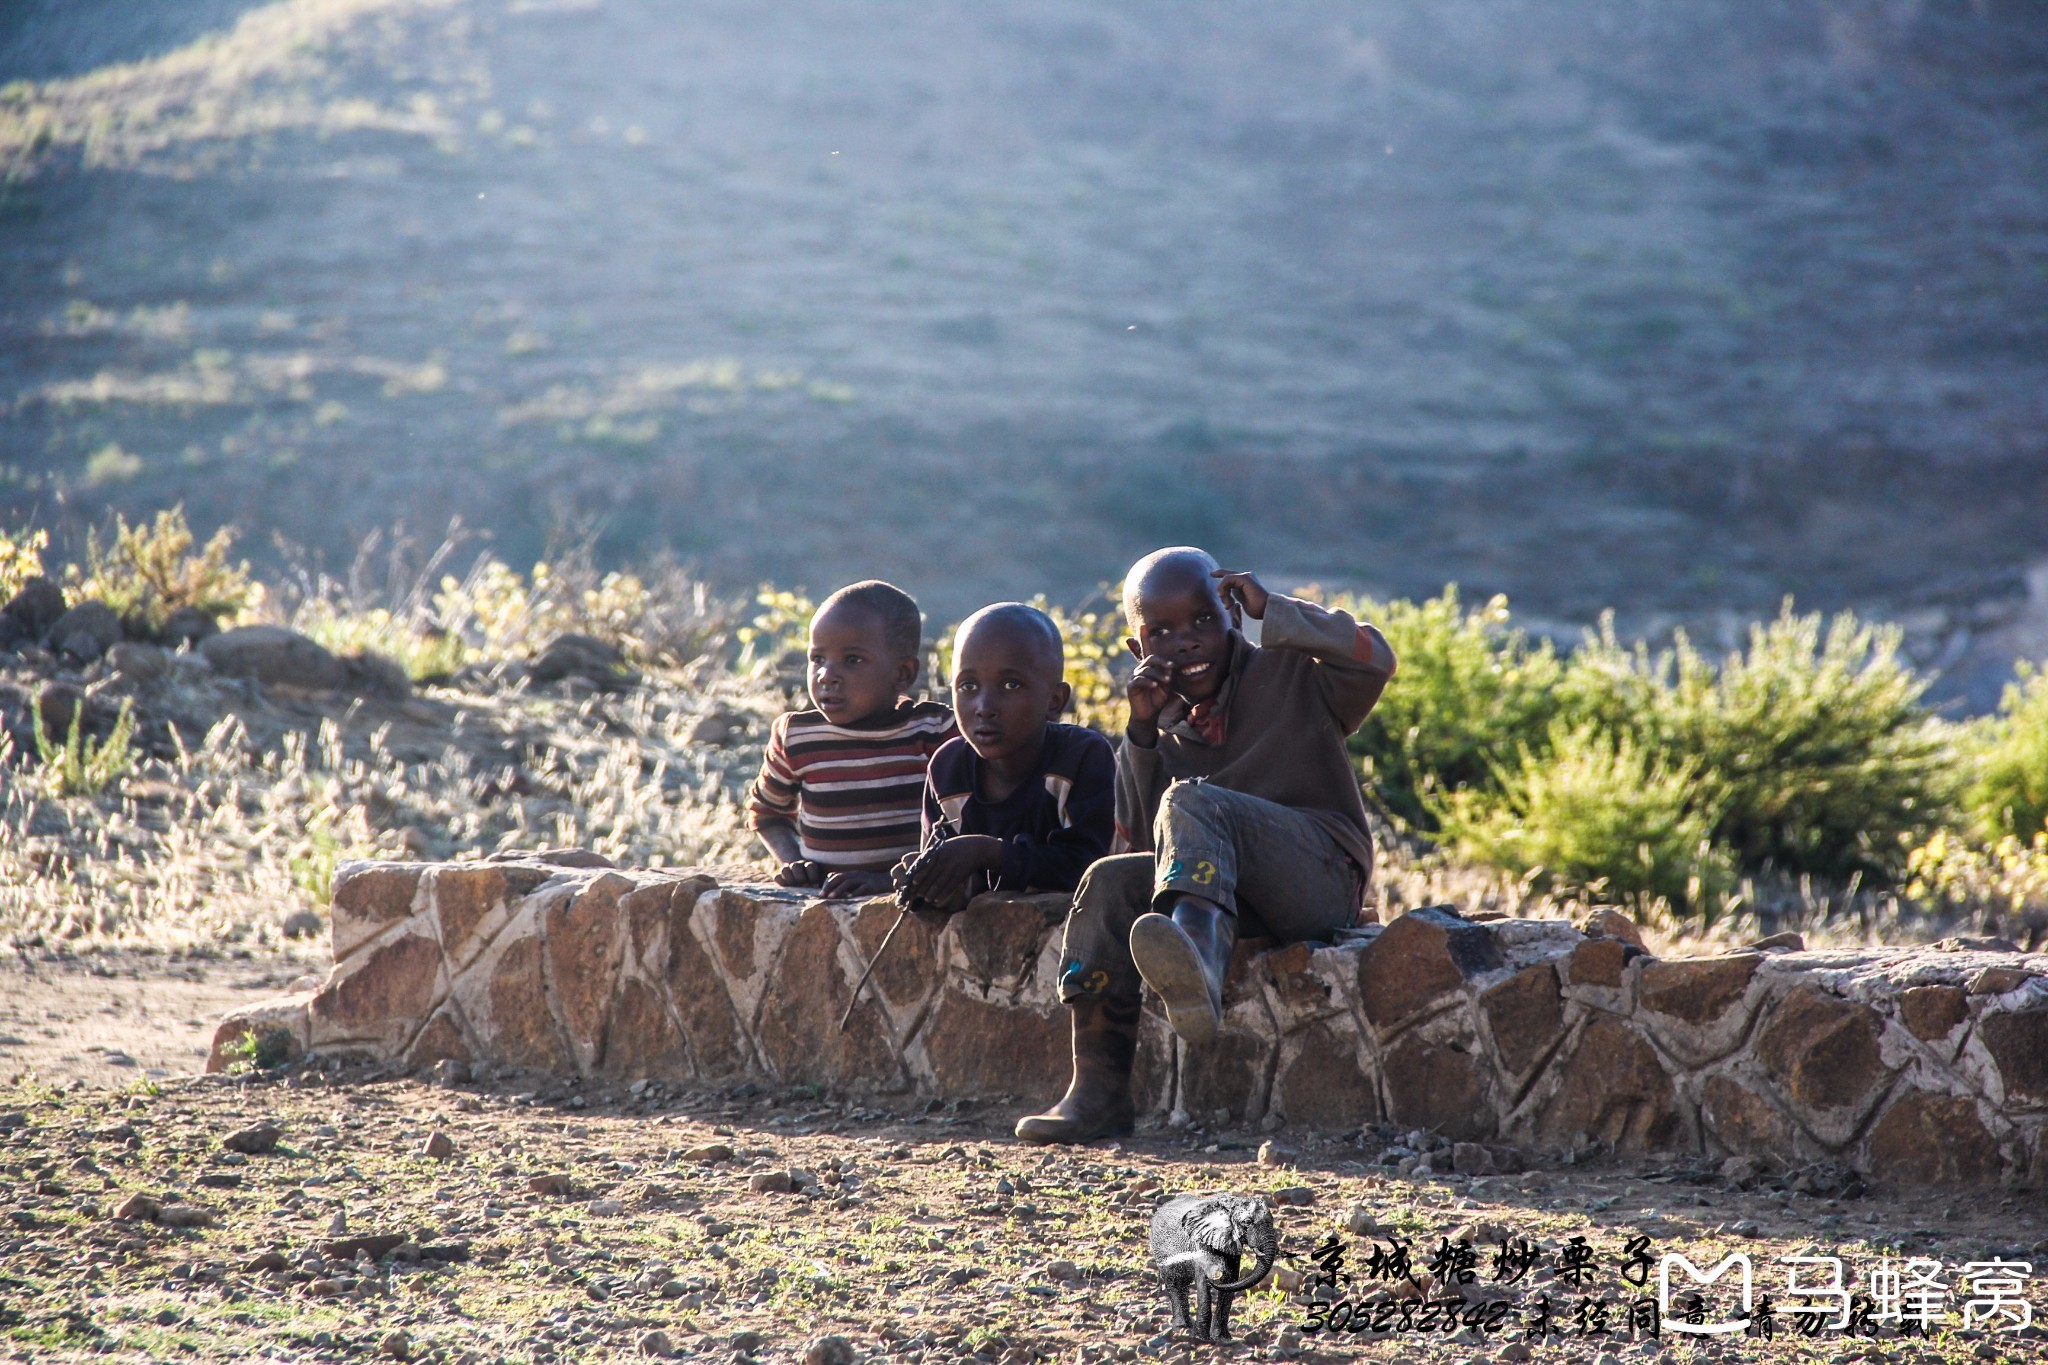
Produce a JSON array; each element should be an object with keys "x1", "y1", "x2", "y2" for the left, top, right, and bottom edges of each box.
[
  {"x1": 1049, "y1": 679, "x2": 1073, "y2": 718},
  {"x1": 1124, "y1": 635, "x2": 1143, "y2": 661},
  {"x1": 896, "y1": 654, "x2": 921, "y2": 694}
]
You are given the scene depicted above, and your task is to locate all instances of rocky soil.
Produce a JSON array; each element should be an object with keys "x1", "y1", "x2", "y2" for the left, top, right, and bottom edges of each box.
[{"x1": 3, "y1": 1059, "x2": 2046, "y2": 1365}]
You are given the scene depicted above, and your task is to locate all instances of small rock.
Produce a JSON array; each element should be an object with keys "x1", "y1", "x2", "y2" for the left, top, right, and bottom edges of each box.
[
  {"x1": 1451, "y1": 1142, "x2": 1498, "y2": 1177},
  {"x1": 106, "y1": 640, "x2": 169, "y2": 684},
  {"x1": 639, "y1": 1330, "x2": 677, "y2": 1359},
  {"x1": 528, "y1": 1172, "x2": 573, "y2": 1197},
  {"x1": 1043, "y1": 1259, "x2": 1082, "y2": 1281},
  {"x1": 1970, "y1": 966, "x2": 2032, "y2": 995},
  {"x1": 0, "y1": 576, "x2": 65, "y2": 641},
  {"x1": 432, "y1": 1058, "x2": 471, "y2": 1086},
  {"x1": 112, "y1": 1193, "x2": 161, "y2": 1222},
  {"x1": 529, "y1": 631, "x2": 639, "y2": 691},
  {"x1": 222, "y1": 1121, "x2": 283, "y2": 1155},
  {"x1": 201, "y1": 624, "x2": 346, "y2": 690},
  {"x1": 158, "y1": 606, "x2": 220, "y2": 648},
  {"x1": 804, "y1": 1336, "x2": 855, "y2": 1365},
  {"x1": 34, "y1": 681, "x2": 89, "y2": 743},
  {"x1": 419, "y1": 1131, "x2": 456, "y2": 1160},
  {"x1": 590, "y1": 1199, "x2": 625, "y2": 1216},
  {"x1": 1498, "y1": 1346, "x2": 1533, "y2": 1362},
  {"x1": 1748, "y1": 931, "x2": 1804, "y2": 952},
  {"x1": 1720, "y1": 1156, "x2": 1763, "y2": 1188},
  {"x1": 1272, "y1": 1266, "x2": 1304, "y2": 1292},
  {"x1": 685, "y1": 1142, "x2": 735, "y2": 1163},
  {"x1": 381, "y1": 1329, "x2": 411, "y2": 1360},
  {"x1": 246, "y1": 1250, "x2": 289, "y2": 1273},
  {"x1": 340, "y1": 650, "x2": 413, "y2": 699},
  {"x1": 1271, "y1": 1185, "x2": 1315, "y2": 1207},
  {"x1": 749, "y1": 1170, "x2": 795, "y2": 1194},
  {"x1": 1345, "y1": 1205, "x2": 1383, "y2": 1237},
  {"x1": 1257, "y1": 1141, "x2": 1295, "y2": 1168},
  {"x1": 0, "y1": 1110, "x2": 27, "y2": 1131},
  {"x1": 323, "y1": 1233, "x2": 407, "y2": 1261},
  {"x1": 158, "y1": 1204, "x2": 217, "y2": 1229},
  {"x1": 731, "y1": 1330, "x2": 767, "y2": 1355},
  {"x1": 328, "y1": 1209, "x2": 348, "y2": 1235},
  {"x1": 1581, "y1": 908, "x2": 1646, "y2": 948},
  {"x1": 1594, "y1": 1353, "x2": 1624, "y2": 1365},
  {"x1": 280, "y1": 910, "x2": 324, "y2": 939},
  {"x1": 48, "y1": 600, "x2": 123, "y2": 664}
]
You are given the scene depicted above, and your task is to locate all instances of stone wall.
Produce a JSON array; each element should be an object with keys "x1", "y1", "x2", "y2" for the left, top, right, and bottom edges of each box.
[{"x1": 213, "y1": 855, "x2": 2048, "y2": 1187}]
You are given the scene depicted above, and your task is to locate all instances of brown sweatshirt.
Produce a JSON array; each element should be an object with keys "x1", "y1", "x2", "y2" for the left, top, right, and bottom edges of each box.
[{"x1": 1113, "y1": 592, "x2": 1397, "y2": 879}]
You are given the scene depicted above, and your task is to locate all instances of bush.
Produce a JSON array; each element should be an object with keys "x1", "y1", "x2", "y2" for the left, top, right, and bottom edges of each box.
[
  {"x1": 30, "y1": 696, "x2": 136, "y2": 797},
  {"x1": 1436, "y1": 722, "x2": 1732, "y2": 915},
  {"x1": 1561, "y1": 604, "x2": 1950, "y2": 881},
  {"x1": 433, "y1": 551, "x2": 728, "y2": 667},
  {"x1": 1337, "y1": 587, "x2": 1565, "y2": 827},
  {"x1": 71, "y1": 505, "x2": 257, "y2": 630},
  {"x1": 0, "y1": 525, "x2": 47, "y2": 599},
  {"x1": 1964, "y1": 664, "x2": 2048, "y2": 842},
  {"x1": 293, "y1": 600, "x2": 467, "y2": 682}
]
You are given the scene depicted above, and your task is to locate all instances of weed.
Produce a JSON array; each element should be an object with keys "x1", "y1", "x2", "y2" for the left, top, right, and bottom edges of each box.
[
  {"x1": 1963, "y1": 663, "x2": 2048, "y2": 843},
  {"x1": 0, "y1": 524, "x2": 46, "y2": 597},
  {"x1": 1336, "y1": 587, "x2": 1565, "y2": 827},
  {"x1": 1436, "y1": 722, "x2": 1732, "y2": 916},
  {"x1": 70, "y1": 504, "x2": 257, "y2": 630},
  {"x1": 29, "y1": 696, "x2": 136, "y2": 797}
]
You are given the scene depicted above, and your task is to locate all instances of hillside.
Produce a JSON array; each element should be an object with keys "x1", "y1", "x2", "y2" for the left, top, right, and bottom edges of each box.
[{"x1": 2, "y1": 0, "x2": 2047, "y2": 706}]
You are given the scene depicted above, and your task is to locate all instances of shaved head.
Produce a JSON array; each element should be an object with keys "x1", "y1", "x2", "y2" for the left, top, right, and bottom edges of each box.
[
  {"x1": 954, "y1": 602, "x2": 1064, "y2": 678},
  {"x1": 1122, "y1": 546, "x2": 1221, "y2": 622}
]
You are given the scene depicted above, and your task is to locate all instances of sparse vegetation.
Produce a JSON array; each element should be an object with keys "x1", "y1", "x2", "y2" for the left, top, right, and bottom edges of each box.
[
  {"x1": 70, "y1": 505, "x2": 258, "y2": 630},
  {"x1": 3, "y1": 512, "x2": 2046, "y2": 949}
]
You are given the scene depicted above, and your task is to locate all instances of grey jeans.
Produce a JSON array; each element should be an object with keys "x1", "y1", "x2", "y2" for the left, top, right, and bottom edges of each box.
[{"x1": 1056, "y1": 780, "x2": 1363, "y2": 1005}]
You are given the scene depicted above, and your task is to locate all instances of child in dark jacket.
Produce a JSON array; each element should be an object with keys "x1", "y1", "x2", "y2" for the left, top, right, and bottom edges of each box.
[
  {"x1": 1015, "y1": 547, "x2": 1397, "y2": 1143},
  {"x1": 894, "y1": 604, "x2": 1114, "y2": 913}
]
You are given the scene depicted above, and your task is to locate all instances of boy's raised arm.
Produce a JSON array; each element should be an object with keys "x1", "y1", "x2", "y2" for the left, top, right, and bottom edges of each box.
[{"x1": 1250, "y1": 588, "x2": 1397, "y2": 735}]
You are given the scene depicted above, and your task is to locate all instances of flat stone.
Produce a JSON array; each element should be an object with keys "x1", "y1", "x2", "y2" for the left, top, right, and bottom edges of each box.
[
  {"x1": 1977, "y1": 1007, "x2": 2048, "y2": 1106},
  {"x1": 1970, "y1": 966, "x2": 2034, "y2": 996},
  {"x1": 222, "y1": 1121, "x2": 282, "y2": 1155},
  {"x1": 1866, "y1": 1092, "x2": 2003, "y2": 1185},
  {"x1": 1381, "y1": 1031, "x2": 1489, "y2": 1141},
  {"x1": 543, "y1": 872, "x2": 634, "y2": 1069},
  {"x1": 330, "y1": 863, "x2": 427, "y2": 960},
  {"x1": 485, "y1": 936, "x2": 573, "y2": 1071},
  {"x1": 1480, "y1": 963, "x2": 1565, "y2": 1079},
  {"x1": 920, "y1": 988, "x2": 1066, "y2": 1100},
  {"x1": 1699, "y1": 1073, "x2": 1800, "y2": 1167},
  {"x1": 420, "y1": 1131, "x2": 455, "y2": 1159},
  {"x1": 684, "y1": 1143, "x2": 734, "y2": 1163},
  {"x1": 1637, "y1": 954, "x2": 1760, "y2": 1026},
  {"x1": 1581, "y1": 908, "x2": 1646, "y2": 948},
  {"x1": 847, "y1": 898, "x2": 946, "y2": 1012},
  {"x1": 310, "y1": 933, "x2": 442, "y2": 1038},
  {"x1": 749, "y1": 1170, "x2": 795, "y2": 1194},
  {"x1": 322, "y1": 1233, "x2": 407, "y2": 1261},
  {"x1": 664, "y1": 909, "x2": 752, "y2": 1079},
  {"x1": 1275, "y1": 1018, "x2": 1381, "y2": 1128},
  {"x1": 527, "y1": 1173, "x2": 573, "y2": 1197},
  {"x1": 597, "y1": 977, "x2": 693, "y2": 1080},
  {"x1": 1357, "y1": 906, "x2": 1504, "y2": 1033},
  {"x1": 947, "y1": 894, "x2": 1063, "y2": 990},
  {"x1": 427, "y1": 865, "x2": 525, "y2": 965},
  {"x1": 1900, "y1": 985, "x2": 1970, "y2": 1041},
  {"x1": 1535, "y1": 1016, "x2": 1680, "y2": 1153},
  {"x1": 1566, "y1": 937, "x2": 1643, "y2": 989},
  {"x1": 754, "y1": 903, "x2": 905, "y2": 1090},
  {"x1": 1757, "y1": 986, "x2": 1891, "y2": 1141}
]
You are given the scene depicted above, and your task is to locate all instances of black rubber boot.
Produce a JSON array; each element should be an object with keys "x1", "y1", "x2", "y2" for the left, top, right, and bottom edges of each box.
[
  {"x1": 1014, "y1": 996, "x2": 1140, "y2": 1144},
  {"x1": 1128, "y1": 897, "x2": 1235, "y2": 1045}
]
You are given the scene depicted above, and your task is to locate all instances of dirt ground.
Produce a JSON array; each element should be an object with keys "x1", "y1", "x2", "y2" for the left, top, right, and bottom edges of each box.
[
  {"x1": 0, "y1": 951, "x2": 326, "y2": 1090},
  {"x1": 3, "y1": 962, "x2": 2047, "y2": 1365}
]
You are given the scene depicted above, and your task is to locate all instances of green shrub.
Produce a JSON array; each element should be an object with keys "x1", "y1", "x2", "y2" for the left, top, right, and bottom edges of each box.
[
  {"x1": 293, "y1": 600, "x2": 467, "y2": 682},
  {"x1": 30, "y1": 696, "x2": 136, "y2": 797},
  {"x1": 0, "y1": 525, "x2": 46, "y2": 598},
  {"x1": 71, "y1": 505, "x2": 256, "y2": 630},
  {"x1": 1561, "y1": 604, "x2": 1950, "y2": 881},
  {"x1": 1337, "y1": 587, "x2": 1565, "y2": 827},
  {"x1": 1965, "y1": 664, "x2": 2048, "y2": 842},
  {"x1": 1437, "y1": 722, "x2": 1732, "y2": 914}
]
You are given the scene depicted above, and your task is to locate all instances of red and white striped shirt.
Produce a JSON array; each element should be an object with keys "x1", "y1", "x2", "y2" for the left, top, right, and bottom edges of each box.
[{"x1": 747, "y1": 699, "x2": 956, "y2": 870}]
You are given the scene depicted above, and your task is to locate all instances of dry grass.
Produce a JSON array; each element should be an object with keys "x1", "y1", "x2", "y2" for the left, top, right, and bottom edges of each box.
[{"x1": 0, "y1": 0, "x2": 463, "y2": 180}]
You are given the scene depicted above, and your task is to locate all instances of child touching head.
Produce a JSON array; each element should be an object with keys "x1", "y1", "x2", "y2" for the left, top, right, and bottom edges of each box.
[
  {"x1": 747, "y1": 581, "x2": 955, "y2": 899},
  {"x1": 894, "y1": 604, "x2": 1114, "y2": 915}
]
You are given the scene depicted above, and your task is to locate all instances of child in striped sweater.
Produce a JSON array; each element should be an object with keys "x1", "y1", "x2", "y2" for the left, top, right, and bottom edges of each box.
[{"x1": 748, "y1": 581, "x2": 955, "y2": 899}]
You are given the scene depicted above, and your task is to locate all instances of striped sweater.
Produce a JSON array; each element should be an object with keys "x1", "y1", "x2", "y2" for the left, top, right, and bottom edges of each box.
[{"x1": 747, "y1": 699, "x2": 956, "y2": 871}]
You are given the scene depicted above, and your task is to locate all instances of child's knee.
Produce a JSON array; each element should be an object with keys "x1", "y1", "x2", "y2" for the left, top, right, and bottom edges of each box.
[{"x1": 1154, "y1": 779, "x2": 1222, "y2": 840}]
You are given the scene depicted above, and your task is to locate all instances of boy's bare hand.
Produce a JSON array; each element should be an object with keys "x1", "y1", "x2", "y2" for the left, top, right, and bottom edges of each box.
[
  {"x1": 774, "y1": 859, "x2": 823, "y2": 888},
  {"x1": 901, "y1": 835, "x2": 1003, "y2": 912},
  {"x1": 820, "y1": 869, "x2": 894, "y2": 899},
  {"x1": 1126, "y1": 653, "x2": 1173, "y2": 745},
  {"x1": 1211, "y1": 569, "x2": 1270, "y2": 620}
]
